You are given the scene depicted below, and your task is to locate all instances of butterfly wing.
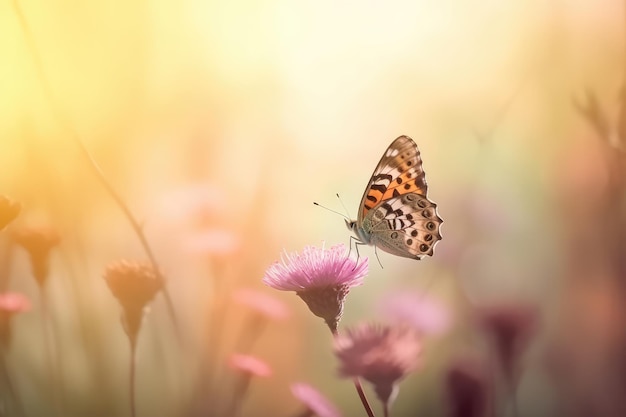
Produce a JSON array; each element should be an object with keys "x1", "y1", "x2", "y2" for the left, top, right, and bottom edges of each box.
[
  {"x1": 357, "y1": 135, "x2": 428, "y2": 224},
  {"x1": 363, "y1": 192, "x2": 443, "y2": 259}
]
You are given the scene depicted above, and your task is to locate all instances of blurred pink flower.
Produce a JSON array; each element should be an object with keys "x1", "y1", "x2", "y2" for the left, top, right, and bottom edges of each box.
[
  {"x1": 157, "y1": 184, "x2": 227, "y2": 227},
  {"x1": 0, "y1": 292, "x2": 31, "y2": 348},
  {"x1": 263, "y1": 244, "x2": 368, "y2": 332},
  {"x1": 291, "y1": 382, "x2": 342, "y2": 417},
  {"x1": 477, "y1": 302, "x2": 538, "y2": 381},
  {"x1": 377, "y1": 291, "x2": 452, "y2": 335},
  {"x1": 185, "y1": 228, "x2": 241, "y2": 257},
  {"x1": 445, "y1": 358, "x2": 489, "y2": 417},
  {"x1": 228, "y1": 353, "x2": 272, "y2": 378},
  {"x1": 232, "y1": 288, "x2": 290, "y2": 321},
  {"x1": 0, "y1": 293, "x2": 31, "y2": 314},
  {"x1": 334, "y1": 323, "x2": 421, "y2": 407}
]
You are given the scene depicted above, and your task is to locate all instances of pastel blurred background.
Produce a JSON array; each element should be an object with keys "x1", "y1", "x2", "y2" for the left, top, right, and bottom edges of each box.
[{"x1": 1, "y1": 0, "x2": 626, "y2": 416}]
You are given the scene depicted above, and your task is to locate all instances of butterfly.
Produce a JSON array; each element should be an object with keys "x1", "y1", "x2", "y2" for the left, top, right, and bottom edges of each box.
[{"x1": 346, "y1": 135, "x2": 443, "y2": 260}]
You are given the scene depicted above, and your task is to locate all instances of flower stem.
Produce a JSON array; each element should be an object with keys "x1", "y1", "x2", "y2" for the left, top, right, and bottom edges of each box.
[
  {"x1": 330, "y1": 327, "x2": 375, "y2": 417},
  {"x1": 129, "y1": 339, "x2": 137, "y2": 417},
  {"x1": 0, "y1": 347, "x2": 27, "y2": 417},
  {"x1": 291, "y1": 409, "x2": 314, "y2": 417},
  {"x1": 223, "y1": 374, "x2": 251, "y2": 417},
  {"x1": 0, "y1": 240, "x2": 15, "y2": 292},
  {"x1": 10, "y1": 0, "x2": 182, "y2": 344},
  {"x1": 39, "y1": 287, "x2": 63, "y2": 416},
  {"x1": 383, "y1": 402, "x2": 390, "y2": 417}
]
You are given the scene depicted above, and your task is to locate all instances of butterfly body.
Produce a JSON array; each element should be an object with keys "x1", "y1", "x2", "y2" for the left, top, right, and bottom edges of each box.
[{"x1": 347, "y1": 135, "x2": 443, "y2": 260}]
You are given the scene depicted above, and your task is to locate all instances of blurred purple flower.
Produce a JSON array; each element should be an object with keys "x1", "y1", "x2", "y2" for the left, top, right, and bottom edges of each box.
[
  {"x1": 291, "y1": 383, "x2": 342, "y2": 417},
  {"x1": 263, "y1": 244, "x2": 368, "y2": 332},
  {"x1": 232, "y1": 288, "x2": 290, "y2": 321},
  {"x1": 334, "y1": 323, "x2": 421, "y2": 409},
  {"x1": 445, "y1": 358, "x2": 489, "y2": 417},
  {"x1": 377, "y1": 291, "x2": 452, "y2": 335},
  {"x1": 477, "y1": 302, "x2": 538, "y2": 381}
]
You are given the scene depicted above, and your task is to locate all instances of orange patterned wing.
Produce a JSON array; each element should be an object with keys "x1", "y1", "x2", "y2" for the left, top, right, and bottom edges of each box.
[{"x1": 357, "y1": 136, "x2": 428, "y2": 223}]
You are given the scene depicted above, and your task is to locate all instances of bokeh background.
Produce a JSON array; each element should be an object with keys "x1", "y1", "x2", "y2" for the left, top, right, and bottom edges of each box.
[{"x1": 1, "y1": 0, "x2": 626, "y2": 416}]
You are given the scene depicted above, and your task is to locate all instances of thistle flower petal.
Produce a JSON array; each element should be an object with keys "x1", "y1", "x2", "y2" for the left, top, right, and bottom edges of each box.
[
  {"x1": 263, "y1": 244, "x2": 367, "y2": 291},
  {"x1": 263, "y1": 244, "x2": 368, "y2": 331},
  {"x1": 291, "y1": 382, "x2": 342, "y2": 417}
]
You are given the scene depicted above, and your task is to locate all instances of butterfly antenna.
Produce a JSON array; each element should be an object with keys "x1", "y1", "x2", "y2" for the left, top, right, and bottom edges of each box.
[
  {"x1": 335, "y1": 193, "x2": 353, "y2": 219},
  {"x1": 313, "y1": 202, "x2": 350, "y2": 221}
]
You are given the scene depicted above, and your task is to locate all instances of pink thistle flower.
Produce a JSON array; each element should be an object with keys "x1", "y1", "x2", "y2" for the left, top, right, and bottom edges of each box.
[
  {"x1": 445, "y1": 358, "x2": 490, "y2": 417},
  {"x1": 0, "y1": 196, "x2": 20, "y2": 231},
  {"x1": 228, "y1": 353, "x2": 272, "y2": 378},
  {"x1": 12, "y1": 225, "x2": 60, "y2": 287},
  {"x1": 377, "y1": 291, "x2": 452, "y2": 336},
  {"x1": 291, "y1": 382, "x2": 342, "y2": 417},
  {"x1": 0, "y1": 292, "x2": 31, "y2": 348},
  {"x1": 232, "y1": 288, "x2": 290, "y2": 321},
  {"x1": 263, "y1": 244, "x2": 368, "y2": 332},
  {"x1": 334, "y1": 323, "x2": 421, "y2": 410},
  {"x1": 476, "y1": 302, "x2": 538, "y2": 382}
]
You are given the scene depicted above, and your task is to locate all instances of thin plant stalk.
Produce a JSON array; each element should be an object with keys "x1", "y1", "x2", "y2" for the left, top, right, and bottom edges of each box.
[
  {"x1": 222, "y1": 374, "x2": 250, "y2": 417},
  {"x1": 383, "y1": 403, "x2": 390, "y2": 417},
  {"x1": 10, "y1": 0, "x2": 181, "y2": 343},
  {"x1": 129, "y1": 340, "x2": 138, "y2": 417},
  {"x1": 290, "y1": 410, "x2": 313, "y2": 417},
  {"x1": 487, "y1": 349, "x2": 497, "y2": 417},
  {"x1": 39, "y1": 289, "x2": 63, "y2": 416},
  {"x1": 195, "y1": 260, "x2": 231, "y2": 414},
  {"x1": 233, "y1": 314, "x2": 266, "y2": 354},
  {"x1": 0, "y1": 240, "x2": 15, "y2": 292},
  {"x1": 509, "y1": 385, "x2": 520, "y2": 417},
  {"x1": 330, "y1": 328, "x2": 375, "y2": 417},
  {"x1": 0, "y1": 348, "x2": 27, "y2": 417}
]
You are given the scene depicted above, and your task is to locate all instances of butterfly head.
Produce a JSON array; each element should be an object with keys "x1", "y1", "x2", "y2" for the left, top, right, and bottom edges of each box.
[{"x1": 345, "y1": 219, "x2": 357, "y2": 233}]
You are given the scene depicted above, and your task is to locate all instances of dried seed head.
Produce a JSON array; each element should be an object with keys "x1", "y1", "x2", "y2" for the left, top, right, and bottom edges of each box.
[
  {"x1": 104, "y1": 260, "x2": 162, "y2": 311},
  {"x1": 103, "y1": 260, "x2": 163, "y2": 345},
  {"x1": 12, "y1": 225, "x2": 61, "y2": 287},
  {"x1": 0, "y1": 196, "x2": 20, "y2": 231}
]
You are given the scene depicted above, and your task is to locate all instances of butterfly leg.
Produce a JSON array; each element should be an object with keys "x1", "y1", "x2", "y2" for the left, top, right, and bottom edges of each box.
[
  {"x1": 373, "y1": 244, "x2": 384, "y2": 269},
  {"x1": 348, "y1": 236, "x2": 367, "y2": 270},
  {"x1": 347, "y1": 236, "x2": 359, "y2": 259}
]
